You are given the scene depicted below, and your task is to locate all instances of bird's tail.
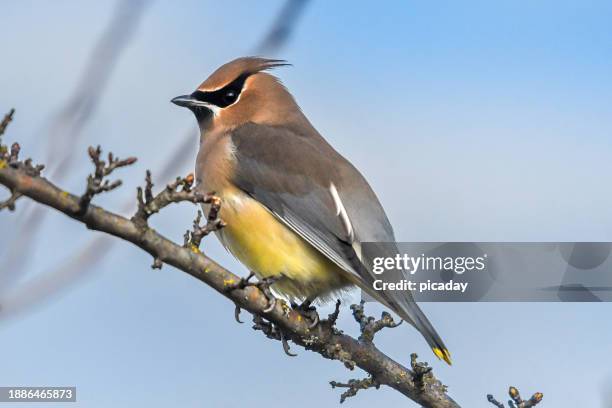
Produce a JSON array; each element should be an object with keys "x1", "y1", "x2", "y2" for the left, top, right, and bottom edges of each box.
[
  {"x1": 387, "y1": 293, "x2": 452, "y2": 365},
  {"x1": 350, "y1": 245, "x2": 451, "y2": 365}
]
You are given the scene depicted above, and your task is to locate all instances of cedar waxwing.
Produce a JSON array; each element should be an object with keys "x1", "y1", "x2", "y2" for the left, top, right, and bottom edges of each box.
[{"x1": 171, "y1": 57, "x2": 451, "y2": 365}]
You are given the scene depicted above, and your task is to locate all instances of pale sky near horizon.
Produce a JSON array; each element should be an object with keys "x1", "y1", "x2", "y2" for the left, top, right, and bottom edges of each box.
[{"x1": 1, "y1": 1, "x2": 612, "y2": 407}]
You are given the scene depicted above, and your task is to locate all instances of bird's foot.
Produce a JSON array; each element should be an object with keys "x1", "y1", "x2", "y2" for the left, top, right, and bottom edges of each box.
[
  {"x1": 292, "y1": 299, "x2": 320, "y2": 329},
  {"x1": 257, "y1": 276, "x2": 280, "y2": 313},
  {"x1": 225, "y1": 272, "x2": 256, "y2": 324},
  {"x1": 224, "y1": 271, "x2": 256, "y2": 293},
  {"x1": 225, "y1": 272, "x2": 280, "y2": 316}
]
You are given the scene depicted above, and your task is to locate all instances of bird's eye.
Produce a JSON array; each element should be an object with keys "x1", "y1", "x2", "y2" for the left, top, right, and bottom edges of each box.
[{"x1": 222, "y1": 89, "x2": 238, "y2": 105}]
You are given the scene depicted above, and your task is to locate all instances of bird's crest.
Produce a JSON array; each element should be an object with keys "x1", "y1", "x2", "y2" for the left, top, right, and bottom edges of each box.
[{"x1": 197, "y1": 57, "x2": 290, "y2": 92}]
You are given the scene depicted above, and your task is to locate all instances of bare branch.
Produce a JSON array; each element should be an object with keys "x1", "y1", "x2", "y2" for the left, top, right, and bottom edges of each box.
[
  {"x1": 183, "y1": 198, "x2": 226, "y2": 250},
  {"x1": 0, "y1": 109, "x2": 15, "y2": 136},
  {"x1": 132, "y1": 171, "x2": 206, "y2": 226},
  {"x1": 330, "y1": 376, "x2": 380, "y2": 403},
  {"x1": 327, "y1": 299, "x2": 342, "y2": 327},
  {"x1": 0, "y1": 190, "x2": 22, "y2": 212},
  {"x1": 131, "y1": 170, "x2": 226, "y2": 268},
  {"x1": 487, "y1": 394, "x2": 505, "y2": 408},
  {"x1": 328, "y1": 305, "x2": 444, "y2": 404},
  {"x1": 78, "y1": 146, "x2": 136, "y2": 214},
  {"x1": 350, "y1": 300, "x2": 402, "y2": 343},
  {"x1": 0, "y1": 120, "x2": 44, "y2": 212},
  {"x1": 0, "y1": 139, "x2": 460, "y2": 408},
  {"x1": 487, "y1": 387, "x2": 543, "y2": 408},
  {"x1": 411, "y1": 353, "x2": 438, "y2": 392}
]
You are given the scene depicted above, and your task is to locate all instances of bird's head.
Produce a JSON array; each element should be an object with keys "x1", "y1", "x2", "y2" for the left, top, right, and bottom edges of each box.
[{"x1": 172, "y1": 57, "x2": 301, "y2": 131}]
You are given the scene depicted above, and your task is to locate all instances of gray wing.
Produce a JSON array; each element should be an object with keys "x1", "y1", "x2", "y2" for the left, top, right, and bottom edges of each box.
[{"x1": 230, "y1": 122, "x2": 394, "y2": 279}]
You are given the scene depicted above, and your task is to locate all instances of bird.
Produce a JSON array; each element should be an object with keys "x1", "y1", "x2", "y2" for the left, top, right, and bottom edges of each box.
[{"x1": 171, "y1": 57, "x2": 451, "y2": 365}]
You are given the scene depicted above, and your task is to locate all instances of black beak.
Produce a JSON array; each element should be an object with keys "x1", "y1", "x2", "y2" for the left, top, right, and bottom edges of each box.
[{"x1": 171, "y1": 94, "x2": 197, "y2": 108}]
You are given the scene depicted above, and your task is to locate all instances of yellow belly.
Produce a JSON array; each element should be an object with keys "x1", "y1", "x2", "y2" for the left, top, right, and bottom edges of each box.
[{"x1": 213, "y1": 187, "x2": 350, "y2": 302}]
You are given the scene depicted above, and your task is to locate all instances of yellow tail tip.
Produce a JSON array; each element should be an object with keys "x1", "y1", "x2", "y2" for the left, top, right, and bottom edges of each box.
[{"x1": 432, "y1": 347, "x2": 452, "y2": 365}]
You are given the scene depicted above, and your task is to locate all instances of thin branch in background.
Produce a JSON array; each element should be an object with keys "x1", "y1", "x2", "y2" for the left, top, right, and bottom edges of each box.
[
  {"x1": 0, "y1": 238, "x2": 114, "y2": 320},
  {"x1": 0, "y1": 0, "x2": 152, "y2": 291},
  {"x1": 256, "y1": 0, "x2": 310, "y2": 54},
  {"x1": 601, "y1": 378, "x2": 612, "y2": 407},
  {"x1": 1, "y1": 0, "x2": 309, "y2": 322},
  {"x1": 45, "y1": 0, "x2": 152, "y2": 176}
]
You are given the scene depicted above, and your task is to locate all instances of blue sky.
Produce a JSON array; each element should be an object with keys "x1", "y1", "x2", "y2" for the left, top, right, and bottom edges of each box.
[{"x1": 1, "y1": 1, "x2": 612, "y2": 406}]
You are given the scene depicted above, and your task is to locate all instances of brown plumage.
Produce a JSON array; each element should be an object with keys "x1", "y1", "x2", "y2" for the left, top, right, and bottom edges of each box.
[
  {"x1": 171, "y1": 57, "x2": 452, "y2": 365},
  {"x1": 196, "y1": 58, "x2": 289, "y2": 91}
]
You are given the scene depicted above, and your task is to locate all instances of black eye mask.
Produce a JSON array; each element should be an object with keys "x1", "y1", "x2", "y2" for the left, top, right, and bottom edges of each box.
[{"x1": 191, "y1": 74, "x2": 249, "y2": 108}]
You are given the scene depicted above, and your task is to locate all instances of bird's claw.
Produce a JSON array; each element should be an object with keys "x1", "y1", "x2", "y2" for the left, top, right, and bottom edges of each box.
[
  {"x1": 226, "y1": 272, "x2": 279, "y2": 314},
  {"x1": 234, "y1": 304, "x2": 243, "y2": 324},
  {"x1": 293, "y1": 299, "x2": 320, "y2": 329},
  {"x1": 262, "y1": 297, "x2": 277, "y2": 313},
  {"x1": 226, "y1": 273, "x2": 256, "y2": 323},
  {"x1": 224, "y1": 271, "x2": 255, "y2": 292},
  {"x1": 280, "y1": 329, "x2": 297, "y2": 357},
  {"x1": 256, "y1": 276, "x2": 280, "y2": 314}
]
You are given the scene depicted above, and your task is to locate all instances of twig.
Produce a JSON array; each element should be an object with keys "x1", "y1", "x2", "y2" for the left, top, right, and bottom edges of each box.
[
  {"x1": 0, "y1": 117, "x2": 43, "y2": 212},
  {"x1": 487, "y1": 394, "x2": 505, "y2": 408},
  {"x1": 411, "y1": 353, "x2": 434, "y2": 390},
  {"x1": 0, "y1": 190, "x2": 22, "y2": 212},
  {"x1": 183, "y1": 201, "x2": 226, "y2": 251},
  {"x1": 131, "y1": 170, "x2": 225, "y2": 267},
  {"x1": 132, "y1": 171, "x2": 209, "y2": 226},
  {"x1": 350, "y1": 300, "x2": 402, "y2": 343},
  {"x1": 326, "y1": 299, "x2": 342, "y2": 327},
  {"x1": 78, "y1": 146, "x2": 136, "y2": 215},
  {"x1": 329, "y1": 306, "x2": 438, "y2": 403},
  {"x1": 487, "y1": 387, "x2": 543, "y2": 408},
  {"x1": 330, "y1": 376, "x2": 380, "y2": 403},
  {"x1": 0, "y1": 109, "x2": 15, "y2": 137}
]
